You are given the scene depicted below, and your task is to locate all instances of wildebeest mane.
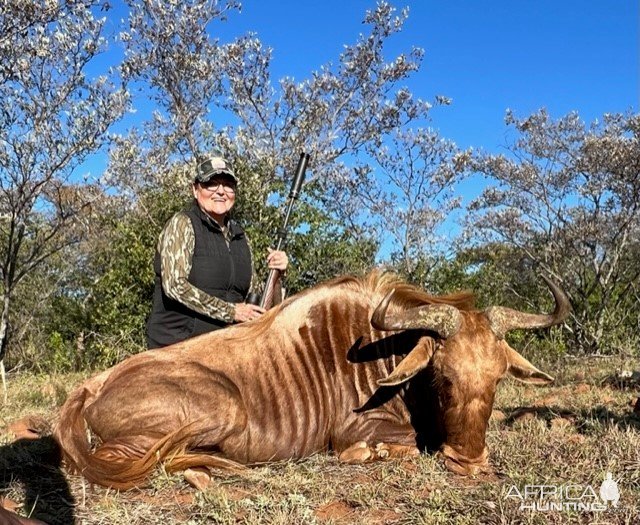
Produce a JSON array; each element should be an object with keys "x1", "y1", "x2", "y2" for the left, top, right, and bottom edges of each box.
[
  {"x1": 219, "y1": 269, "x2": 476, "y2": 343},
  {"x1": 208, "y1": 270, "x2": 475, "y2": 340},
  {"x1": 357, "y1": 270, "x2": 476, "y2": 311}
]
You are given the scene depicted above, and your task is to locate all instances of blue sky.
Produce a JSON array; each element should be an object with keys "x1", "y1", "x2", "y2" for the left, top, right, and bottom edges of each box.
[
  {"x1": 97, "y1": 0, "x2": 638, "y2": 163},
  {"x1": 210, "y1": 0, "x2": 637, "y2": 152}
]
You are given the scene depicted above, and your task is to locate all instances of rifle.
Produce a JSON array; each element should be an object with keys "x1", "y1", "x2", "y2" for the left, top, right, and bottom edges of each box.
[{"x1": 249, "y1": 152, "x2": 310, "y2": 309}]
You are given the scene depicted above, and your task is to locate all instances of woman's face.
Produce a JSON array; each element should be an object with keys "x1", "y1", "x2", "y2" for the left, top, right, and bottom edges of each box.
[{"x1": 193, "y1": 175, "x2": 237, "y2": 223}]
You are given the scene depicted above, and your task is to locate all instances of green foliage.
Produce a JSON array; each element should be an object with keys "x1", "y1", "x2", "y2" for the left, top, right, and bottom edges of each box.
[
  {"x1": 289, "y1": 224, "x2": 378, "y2": 293},
  {"x1": 45, "y1": 331, "x2": 75, "y2": 373},
  {"x1": 83, "y1": 188, "x2": 187, "y2": 367},
  {"x1": 415, "y1": 241, "x2": 639, "y2": 358},
  {"x1": 405, "y1": 244, "x2": 522, "y2": 306},
  {"x1": 86, "y1": 222, "x2": 155, "y2": 365},
  {"x1": 234, "y1": 167, "x2": 378, "y2": 294},
  {"x1": 72, "y1": 171, "x2": 376, "y2": 367},
  {"x1": 412, "y1": 245, "x2": 573, "y2": 360}
]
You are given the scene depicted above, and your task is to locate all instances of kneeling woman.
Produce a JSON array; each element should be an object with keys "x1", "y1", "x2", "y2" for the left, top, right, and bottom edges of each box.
[{"x1": 146, "y1": 156, "x2": 288, "y2": 349}]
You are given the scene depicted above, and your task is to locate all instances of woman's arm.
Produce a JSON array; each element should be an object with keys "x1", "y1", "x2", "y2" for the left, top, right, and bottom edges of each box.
[{"x1": 158, "y1": 213, "x2": 236, "y2": 323}]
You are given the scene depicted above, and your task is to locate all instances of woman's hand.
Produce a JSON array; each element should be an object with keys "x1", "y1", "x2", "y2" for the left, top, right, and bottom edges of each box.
[
  {"x1": 234, "y1": 303, "x2": 266, "y2": 322},
  {"x1": 267, "y1": 248, "x2": 288, "y2": 271}
]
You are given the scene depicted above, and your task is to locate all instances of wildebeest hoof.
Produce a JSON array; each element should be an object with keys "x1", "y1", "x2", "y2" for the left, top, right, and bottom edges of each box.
[
  {"x1": 374, "y1": 443, "x2": 420, "y2": 460},
  {"x1": 338, "y1": 441, "x2": 374, "y2": 463},
  {"x1": 444, "y1": 457, "x2": 472, "y2": 475},
  {"x1": 184, "y1": 467, "x2": 213, "y2": 491},
  {"x1": 375, "y1": 443, "x2": 390, "y2": 458}
]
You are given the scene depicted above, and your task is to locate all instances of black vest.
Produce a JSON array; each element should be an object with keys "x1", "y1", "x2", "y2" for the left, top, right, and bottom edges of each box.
[{"x1": 146, "y1": 203, "x2": 252, "y2": 348}]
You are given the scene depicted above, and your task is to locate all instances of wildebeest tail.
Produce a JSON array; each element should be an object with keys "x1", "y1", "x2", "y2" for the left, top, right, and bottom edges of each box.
[
  {"x1": 53, "y1": 386, "x2": 155, "y2": 489},
  {"x1": 54, "y1": 387, "x2": 93, "y2": 474},
  {"x1": 55, "y1": 389, "x2": 243, "y2": 489}
]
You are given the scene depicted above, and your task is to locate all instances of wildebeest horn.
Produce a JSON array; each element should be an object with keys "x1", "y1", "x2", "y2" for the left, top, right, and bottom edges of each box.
[
  {"x1": 371, "y1": 289, "x2": 462, "y2": 339},
  {"x1": 485, "y1": 276, "x2": 571, "y2": 339}
]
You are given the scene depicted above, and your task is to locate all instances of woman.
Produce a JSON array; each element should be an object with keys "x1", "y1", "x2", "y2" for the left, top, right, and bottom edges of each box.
[{"x1": 146, "y1": 156, "x2": 288, "y2": 349}]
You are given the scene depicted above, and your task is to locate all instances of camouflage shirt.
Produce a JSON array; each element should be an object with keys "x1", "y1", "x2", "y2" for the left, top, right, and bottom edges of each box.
[{"x1": 157, "y1": 212, "x2": 257, "y2": 324}]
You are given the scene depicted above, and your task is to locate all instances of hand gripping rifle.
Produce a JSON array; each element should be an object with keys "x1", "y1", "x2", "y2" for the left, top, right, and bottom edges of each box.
[{"x1": 250, "y1": 152, "x2": 310, "y2": 309}]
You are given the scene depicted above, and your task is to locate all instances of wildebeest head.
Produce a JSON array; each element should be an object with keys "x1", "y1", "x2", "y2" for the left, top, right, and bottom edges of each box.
[{"x1": 370, "y1": 276, "x2": 570, "y2": 475}]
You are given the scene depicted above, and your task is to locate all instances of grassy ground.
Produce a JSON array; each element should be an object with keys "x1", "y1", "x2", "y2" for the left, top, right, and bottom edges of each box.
[{"x1": 0, "y1": 357, "x2": 638, "y2": 525}]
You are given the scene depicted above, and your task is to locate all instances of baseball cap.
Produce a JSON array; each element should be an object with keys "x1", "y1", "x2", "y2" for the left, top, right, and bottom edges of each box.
[{"x1": 195, "y1": 156, "x2": 237, "y2": 184}]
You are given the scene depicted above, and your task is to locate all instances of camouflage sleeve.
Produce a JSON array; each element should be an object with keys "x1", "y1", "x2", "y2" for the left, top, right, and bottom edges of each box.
[{"x1": 158, "y1": 213, "x2": 235, "y2": 323}]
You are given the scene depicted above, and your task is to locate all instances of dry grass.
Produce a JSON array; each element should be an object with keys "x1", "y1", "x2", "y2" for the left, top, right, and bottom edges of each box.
[{"x1": 0, "y1": 358, "x2": 638, "y2": 524}]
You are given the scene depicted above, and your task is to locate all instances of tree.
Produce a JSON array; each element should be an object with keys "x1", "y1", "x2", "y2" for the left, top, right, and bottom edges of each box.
[
  {"x1": 218, "y1": 2, "x2": 447, "y2": 278},
  {"x1": 103, "y1": 0, "x2": 453, "y2": 287},
  {"x1": 105, "y1": 0, "x2": 244, "y2": 197},
  {"x1": 219, "y1": 3, "x2": 430, "y2": 179},
  {"x1": 107, "y1": 1, "x2": 434, "y2": 231},
  {"x1": 82, "y1": 187, "x2": 183, "y2": 366},
  {"x1": 348, "y1": 127, "x2": 470, "y2": 281},
  {"x1": 21, "y1": 1, "x2": 464, "y2": 365},
  {"x1": 217, "y1": 2, "x2": 448, "y2": 256},
  {"x1": 0, "y1": 0, "x2": 128, "y2": 371},
  {"x1": 468, "y1": 110, "x2": 640, "y2": 354}
]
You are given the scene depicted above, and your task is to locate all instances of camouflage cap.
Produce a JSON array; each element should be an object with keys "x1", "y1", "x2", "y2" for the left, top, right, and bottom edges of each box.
[{"x1": 195, "y1": 156, "x2": 237, "y2": 184}]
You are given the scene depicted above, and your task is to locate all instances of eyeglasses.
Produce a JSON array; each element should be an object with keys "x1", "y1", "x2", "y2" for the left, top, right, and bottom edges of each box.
[{"x1": 199, "y1": 181, "x2": 236, "y2": 194}]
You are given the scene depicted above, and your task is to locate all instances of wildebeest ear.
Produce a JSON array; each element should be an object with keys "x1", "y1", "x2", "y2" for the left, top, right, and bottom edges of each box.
[
  {"x1": 504, "y1": 346, "x2": 554, "y2": 384},
  {"x1": 377, "y1": 338, "x2": 435, "y2": 387}
]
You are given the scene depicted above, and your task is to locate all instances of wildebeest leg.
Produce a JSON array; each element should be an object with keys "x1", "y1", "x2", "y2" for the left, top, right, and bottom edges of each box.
[
  {"x1": 85, "y1": 368, "x2": 249, "y2": 456},
  {"x1": 339, "y1": 441, "x2": 374, "y2": 462},
  {"x1": 92, "y1": 434, "x2": 158, "y2": 462},
  {"x1": 183, "y1": 467, "x2": 213, "y2": 491},
  {"x1": 373, "y1": 442, "x2": 420, "y2": 459},
  {"x1": 338, "y1": 441, "x2": 419, "y2": 463},
  {"x1": 336, "y1": 418, "x2": 419, "y2": 464}
]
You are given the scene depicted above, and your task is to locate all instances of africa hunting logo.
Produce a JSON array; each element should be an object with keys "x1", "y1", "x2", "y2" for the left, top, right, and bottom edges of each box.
[
  {"x1": 599, "y1": 473, "x2": 620, "y2": 507},
  {"x1": 505, "y1": 472, "x2": 621, "y2": 512}
]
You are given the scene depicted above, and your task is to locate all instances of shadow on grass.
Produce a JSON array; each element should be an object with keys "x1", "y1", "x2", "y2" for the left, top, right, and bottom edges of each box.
[
  {"x1": 501, "y1": 405, "x2": 640, "y2": 432},
  {"x1": 0, "y1": 436, "x2": 75, "y2": 525},
  {"x1": 600, "y1": 373, "x2": 640, "y2": 391}
]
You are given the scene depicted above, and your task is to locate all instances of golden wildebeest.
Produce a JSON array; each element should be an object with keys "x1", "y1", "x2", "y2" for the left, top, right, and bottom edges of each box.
[{"x1": 54, "y1": 271, "x2": 570, "y2": 489}]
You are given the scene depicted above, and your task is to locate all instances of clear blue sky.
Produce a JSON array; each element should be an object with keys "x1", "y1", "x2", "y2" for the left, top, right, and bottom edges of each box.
[
  {"x1": 210, "y1": 0, "x2": 638, "y2": 153},
  {"x1": 98, "y1": 0, "x2": 638, "y2": 157}
]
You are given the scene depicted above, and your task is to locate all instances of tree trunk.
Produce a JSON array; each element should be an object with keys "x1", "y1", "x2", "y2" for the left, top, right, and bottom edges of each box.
[
  {"x1": 75, "y1": 331, "x2": 85, "y2": 371},
  {"x1": 0, "y1": 293, "x2": 10, "y2": 403},
  {"x1": 0, "y1": 293, "x2": 11, "y2": 362}
]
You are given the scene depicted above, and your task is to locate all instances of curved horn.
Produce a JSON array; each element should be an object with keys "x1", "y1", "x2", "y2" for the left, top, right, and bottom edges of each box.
[
  {"x1": 485, "y1": 275, "x2": 572, "y2": 339},
  {"x1": 371, "y1": 289, "x2": 462, "y2": 339}
]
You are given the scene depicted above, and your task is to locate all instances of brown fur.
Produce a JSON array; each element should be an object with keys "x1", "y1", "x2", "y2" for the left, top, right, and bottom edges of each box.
[{"x1": 54, "y1": 270, "x2": 552, "y2": 488}]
